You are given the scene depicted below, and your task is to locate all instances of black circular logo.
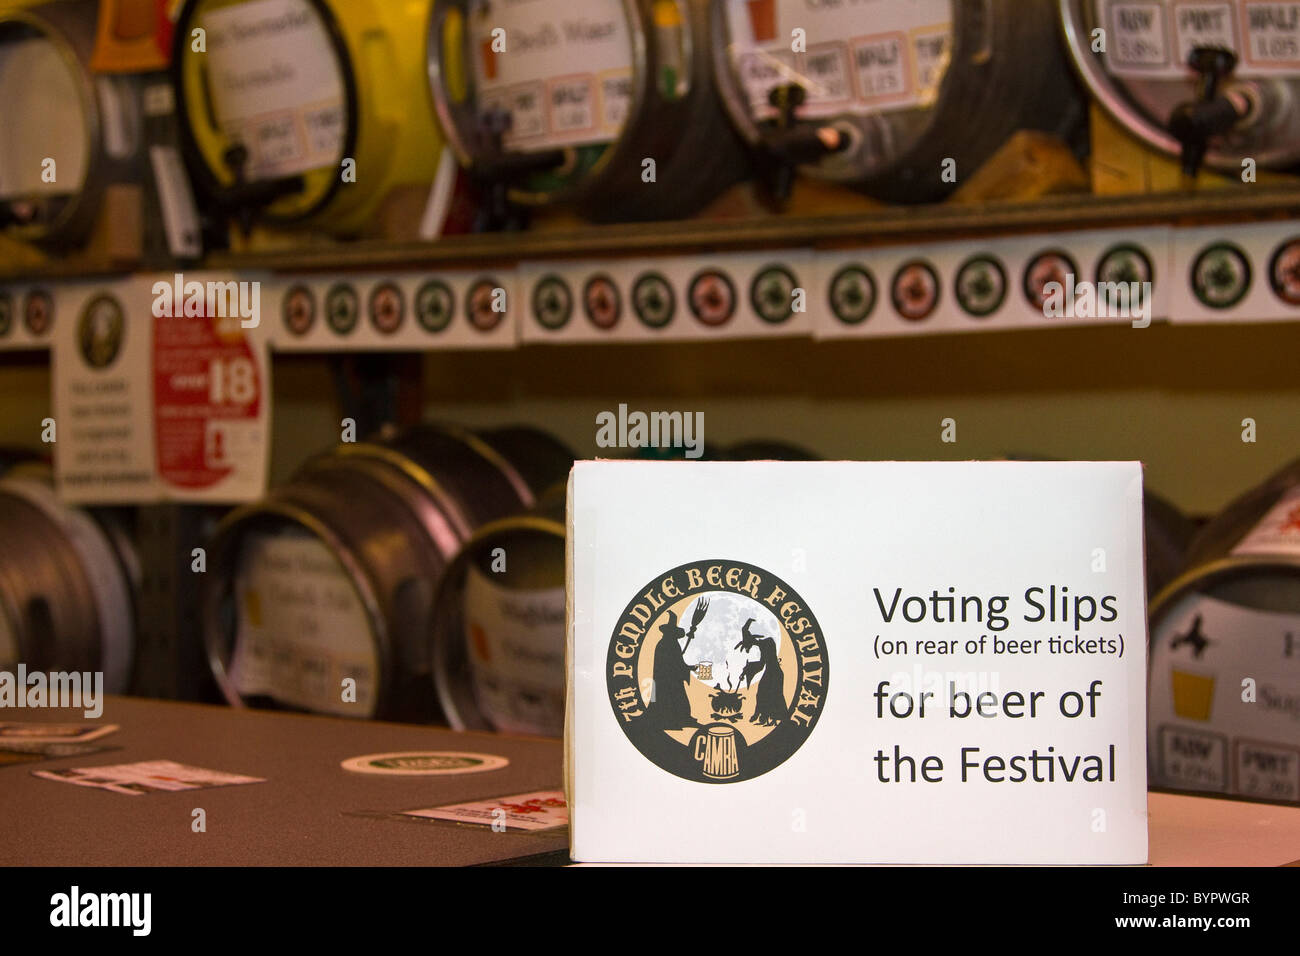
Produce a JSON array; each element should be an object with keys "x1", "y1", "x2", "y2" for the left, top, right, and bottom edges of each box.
[
  {"x1": 583, "y1": 274, "x2": 622, "y2": 330},
  {"x1": 828, "y1": 264, "x2": 876, "y2": 325},
  {"x1": 415, "y1": 279, "x2": 455, "y2": 333},
  {"x1": 0, "y1": 292, "x2": 12, "y2": 337},
  {"x1": 607, "y1": 560, "x2": 827, "y2": 784},
  {"x1": 1191, "y1": 242, "x2": 1251, "y2": 310},
  {"x1": 954, "y1": 255, "x2": 1007, "y2": 318},
  {"x1": 23, "y1": 289, "x2": 53, "y2": 336},
  {"x1": 283, "y1": 285, "x2": 316, "y2": 337},
  {"x1": 533, "y1": 274, "x2": 573, "y2": 331},
  {"x1": 1097, "y1": 243, "x2": 1154, "y2": 287},
  {"x1": 688, "y1": 269, "x2": 737, "y2": 327},
  {"x1": 750, "y1": 264, "x2": 798, "y2": 324},
  {"x1": 632, "y1": 272, "x2": 675, "y2": 328},
  {"x1": 1267, "y1": 237, "x2": 1300, "y2": 306},
  {"x1": 1023, "y1": 250, "x2": 1078, "y2": 312},
  {"x1": 891, "y1": 260, "x2": 940, "y2": 322},
  {"x1": 368, "y1": 282, "x2": 405, "y2": 335},
  {"x1": 77, "y1": 295, "x2": 125, "y2": 369},
  {"x1": 325, "y1": 283, "x2": 360, "y2": 335},
  {"x1": 467, "y1": 277, "x2": 506, "y2": 332}
]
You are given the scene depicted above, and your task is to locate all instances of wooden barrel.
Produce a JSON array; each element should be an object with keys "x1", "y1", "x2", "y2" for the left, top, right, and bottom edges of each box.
[
  {"x1": 0, "y1": 0, "x2": 142, "y2": 248},
  {"x1": 172, "y1": 0, "x2": 443, "y2": 235},
  {"x1": 1148, "y1": 459, "x2": 1300, "y2": 805},
  {"x1": 428, "y1": 0, "x2": 748, "y2": 222},
  {"x1": 1061, "y1": 0, "x2": 1300, "y2": 173},
  {"x1": 0, "y1": 465, "x2": 137, "y2": 693},
  {"x1": 201, "y1": 423, "x2": 572, "y2": 721},
  {"x1": 712, "y1": 0, "x2": 1085, "y2": 202}
]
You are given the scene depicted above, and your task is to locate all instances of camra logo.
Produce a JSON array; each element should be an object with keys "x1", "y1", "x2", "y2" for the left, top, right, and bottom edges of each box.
[{"x1": 607, "y1": 560, "x2": 827, "y2": 783}]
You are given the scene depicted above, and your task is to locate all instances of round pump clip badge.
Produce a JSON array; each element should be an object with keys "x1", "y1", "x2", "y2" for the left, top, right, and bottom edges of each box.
[{"x1": 341, "y1": 751, "x2": 510, "y2": 776}]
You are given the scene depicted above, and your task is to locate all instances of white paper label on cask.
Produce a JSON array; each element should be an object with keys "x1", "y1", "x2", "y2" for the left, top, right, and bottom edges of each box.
[
  {"x1": 201, "y1": 0, "x2": 346, "y2": 180},
  {"x1": 1104, "y1": 1, "x2": 1300, "y2": 77},
  {"x1": 725, "y1": 0, "x2": 953, "y2": 120},
  {"x1": 463, "y1": 564, "x2": 566, "y2": 736},
  {"x1": 1232, "y1": 485, "x2": 1300, "y2": 557},
  {"x1": 471, "y1": 0, "x2": 634, "y2": 151},
  {"x1": 1149, "y1": 592, "x2": 1300, "y2": 803},
  {"x1": 231, "y1": 532, "x2": 378, "y2": 717},
  {"x1": 0, "y1": 38, "x2": 89, "y2": 200}
]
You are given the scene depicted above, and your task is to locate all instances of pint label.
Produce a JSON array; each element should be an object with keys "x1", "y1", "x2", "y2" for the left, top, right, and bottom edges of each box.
[
  {"x1": 1150, "y1": 592, "x2": 1300, "y2": 803},
  {"x1": 471, "y1": 0, "x2": 634, "y2": 151},
  {"x1": 231, "y1": 532, "x2": 378, "y2": 717},
  {"x1": 725, "y1": 0, "x2": 953, "y2": 120},
  {"x1": 1104, "y1": 1, "x2": 1300, "y2": 77},
  {"x1": 201, "y1": 0, "x2": 347, "y2": 180}
]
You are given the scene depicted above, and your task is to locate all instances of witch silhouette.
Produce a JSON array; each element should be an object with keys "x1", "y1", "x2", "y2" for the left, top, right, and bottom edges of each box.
[
  {"x1": 736, "y1": 619, "x2": 786, "y2": 727},
  {"x1": 646, "y1": 599, "x2": 709, "y2": 730}
]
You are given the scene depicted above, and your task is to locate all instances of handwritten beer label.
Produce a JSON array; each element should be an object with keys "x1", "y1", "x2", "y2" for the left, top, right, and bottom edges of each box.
[
  {"x1": 470, "y1": 0, "x2": 633, "y2": 151},
  {"x1": 464, "y1": 564, "x2": 567, "y2": 737},
  {"x1": 201, "y1": 0, "x2": 347, "y2": 179},
  {"x1": 230, "y1": 531, "x2": 379, "y2": 718},
  {"x1": 0, "y1": 36, "x2": 89, "y2": 201},
  {"x1": 1150, "y1": 592, "x2": 1300, "y2": 803},
  {"x1": 1105, "y1": 1, "x2": 1300, "y2": 77},
  {"x1": 724, "y1": 0, "x2": 952, "y2": 120},
  {"x1": 569, "y1": 460, "x2": 1148, "y2": 864}
]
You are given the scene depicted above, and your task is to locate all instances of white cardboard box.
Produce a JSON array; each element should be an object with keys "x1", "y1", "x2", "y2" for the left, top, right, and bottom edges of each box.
[{"x1": 566, "y1": 460, "x2": 1149, "y2": 864}]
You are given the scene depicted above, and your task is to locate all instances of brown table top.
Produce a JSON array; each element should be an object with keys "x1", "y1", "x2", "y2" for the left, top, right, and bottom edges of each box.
[{"x1": 0, "y1": 696, "x2": 567, "y2": 866}]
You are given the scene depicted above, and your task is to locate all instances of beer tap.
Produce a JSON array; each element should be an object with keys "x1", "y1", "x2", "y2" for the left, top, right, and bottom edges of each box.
[
  {"x1": 759, "y1": 83, "x2": 848, "y2": 204},
  {"x1": 472, "y1": 108, "x2": 565, "y2": 233},
  {"x1": 1168, "y1": 46, "x2": 1255, "y2": 180},
  {"x1": 217, "y1": 143, "x2": 306, "y2": 238}
]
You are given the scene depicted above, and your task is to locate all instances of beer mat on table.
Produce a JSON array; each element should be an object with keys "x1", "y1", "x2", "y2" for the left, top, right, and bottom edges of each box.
[
  {"x1": 0, "y1": 741, "x2": 117, "y2": 767},
  {"x1": 0, "y1": 722, "x2": 120, "y2": 743},
  {"x1": 347, "y1": 789, "x2": 569, "y2": 833},
  {"x1": 31, "y1": 759, "x2": 266, "y2": 795}
]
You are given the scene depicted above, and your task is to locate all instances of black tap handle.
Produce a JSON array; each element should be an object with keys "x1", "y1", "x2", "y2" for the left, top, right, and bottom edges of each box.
[
  {"x1": 218, "y1": 143, "x2": 305, "y2": 237},
  {"x1": 1169, "y1": 46, "x2": 1249, "y2": 178}
]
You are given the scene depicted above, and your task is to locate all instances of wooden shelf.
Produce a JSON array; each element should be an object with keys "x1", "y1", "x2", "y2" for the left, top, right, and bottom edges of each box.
[{"x1": 6, "y1": 184, "x2": 1300, "y2": 282}]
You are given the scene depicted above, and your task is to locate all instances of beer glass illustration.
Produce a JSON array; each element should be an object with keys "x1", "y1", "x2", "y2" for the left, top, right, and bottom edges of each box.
[
  {"x1": 696, "y1": 660, "x2": 712, "y2": 681},
  {"x1": 693, "y1": 725, "x2": 740, "y2": 779},
  {"x1": 1171, "y1": 669, "x2": 1216, "y2": 721}
]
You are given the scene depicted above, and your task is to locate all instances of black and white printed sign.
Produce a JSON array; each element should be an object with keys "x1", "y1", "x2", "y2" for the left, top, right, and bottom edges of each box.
[{"x1": 567, "y1": 460, "x2": 1148, "y2": 864}]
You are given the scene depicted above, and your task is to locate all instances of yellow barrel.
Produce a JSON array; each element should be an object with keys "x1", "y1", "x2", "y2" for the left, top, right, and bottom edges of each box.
[{"x1": 172, "y1": 0, "x2": 443, "y2": 235}]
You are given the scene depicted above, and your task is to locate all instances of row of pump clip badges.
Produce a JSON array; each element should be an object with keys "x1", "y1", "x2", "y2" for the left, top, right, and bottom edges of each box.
[{"x1": 1, "y1": 223, "x2": 1299, "y2": 351}]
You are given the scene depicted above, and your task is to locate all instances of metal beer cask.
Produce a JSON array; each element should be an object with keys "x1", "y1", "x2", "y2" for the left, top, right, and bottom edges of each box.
[
  {"x1": 0, "y1": 0, "x2": 142, "y2": 249},
  {"x1": 0, "y1": 465, "x2": 137, "y2": 693},
  {"x1": 428, "y1": 0, "x2": 748, "y2": 223},
  {"x1": 1061, "y1": 0, "x2": 1300, "y2": 175},
  {"x1": 1148, "y1": 459, "x2": 1300, "y2": 804},
  {"x1": 201, "y1": 424, "x2": 572, "y2": 722},
  {"x1": 172, "y1": 0, "x2": 443, "y2": 235},
  {"x1": 431, "y1": 485, "x2": 566, "y2": 735},
  {"x1": 712, "y1": 0, "x2": 1085, "y2": 203}
]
